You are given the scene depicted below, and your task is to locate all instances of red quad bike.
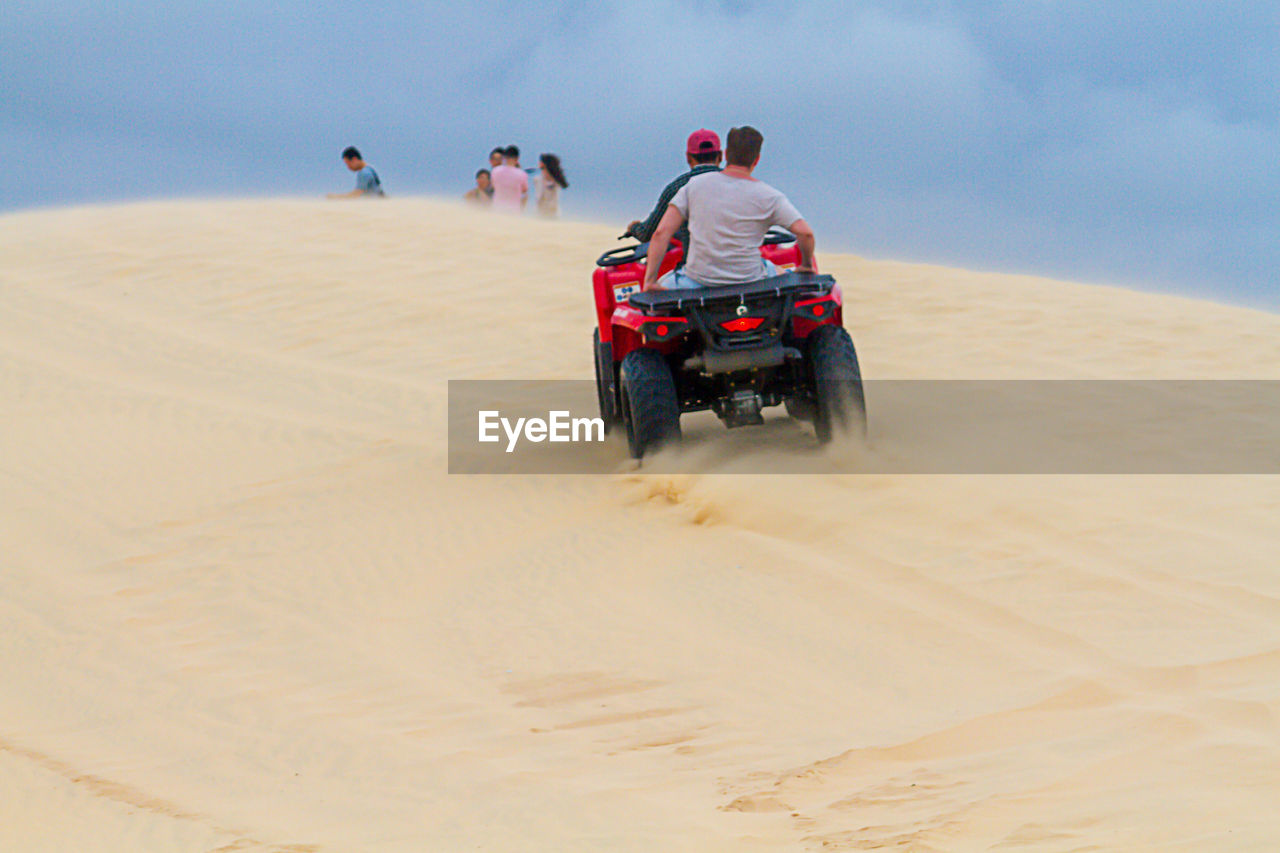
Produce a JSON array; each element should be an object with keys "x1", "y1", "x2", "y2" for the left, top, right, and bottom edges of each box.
[{"x1": 592, "y1": 229, "x2": 866, "y2": 459}]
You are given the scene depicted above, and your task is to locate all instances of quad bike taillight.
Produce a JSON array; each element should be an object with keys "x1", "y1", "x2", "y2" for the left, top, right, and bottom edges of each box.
[
  {"x1": 641, "y1": 317, "x2": 687, "y2": 342},
  {"x1": 794, "y1": 295, "x2": 836, "y2": 321},
  {"x1": 719, "y1": 317, "x2": 765, "y2": 332}
]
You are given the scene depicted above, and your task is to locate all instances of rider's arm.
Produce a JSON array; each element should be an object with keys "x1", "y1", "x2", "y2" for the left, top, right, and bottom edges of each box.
[
  {"x1": 789, "y1": 218, "x2": 817, "y2": 273},
  {"x1": 629, "y1": 173, "x2": 686, "y2": 240},
  {"x1": 643, "y1": 205, "x2": 685, "y2": 289}
]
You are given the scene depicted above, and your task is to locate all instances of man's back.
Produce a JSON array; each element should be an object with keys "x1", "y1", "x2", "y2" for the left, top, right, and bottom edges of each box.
[
  {"x1": 490, "y1": 164, "x2": 527, "y2": 212},
  {"x1": 356, "y1": 166, "x2": 384, "y2": 196},
  {"x1": 672, "y1": 171, "x2": 802, "y2": 286}
]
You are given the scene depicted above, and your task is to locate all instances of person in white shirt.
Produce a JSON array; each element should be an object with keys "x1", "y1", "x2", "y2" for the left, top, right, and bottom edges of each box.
[{"x1": 536, "y1": 153, "x2": 568, "y2": 218}]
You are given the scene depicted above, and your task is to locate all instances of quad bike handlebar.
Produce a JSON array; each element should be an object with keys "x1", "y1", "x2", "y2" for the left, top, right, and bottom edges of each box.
[
  {"x1": 596, "y1": 228, "x2": 796, "y2": 268},
  {"x1": 597, "y1": 242, "x2": 649, "y2": 267}
]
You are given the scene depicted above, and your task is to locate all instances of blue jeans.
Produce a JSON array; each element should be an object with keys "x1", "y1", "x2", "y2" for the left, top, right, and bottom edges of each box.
[{"x1": 656, "y1": 259, "x2": 780, "y2": 290}]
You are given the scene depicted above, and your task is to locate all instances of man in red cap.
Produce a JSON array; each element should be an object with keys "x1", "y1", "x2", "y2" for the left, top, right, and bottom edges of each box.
[{"x1": 622, "y1": 129, "x2": 723, "y2": 259}]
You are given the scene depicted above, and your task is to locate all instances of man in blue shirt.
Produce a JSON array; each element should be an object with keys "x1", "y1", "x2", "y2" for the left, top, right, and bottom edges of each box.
[{"x1": 328, "y1": 146, "x2": 385, "y2": 198}]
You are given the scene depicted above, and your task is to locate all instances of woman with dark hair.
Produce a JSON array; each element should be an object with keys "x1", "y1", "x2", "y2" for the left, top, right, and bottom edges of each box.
[{"x1": 537, "y1": 153, "x2": 568, "y2": 218}]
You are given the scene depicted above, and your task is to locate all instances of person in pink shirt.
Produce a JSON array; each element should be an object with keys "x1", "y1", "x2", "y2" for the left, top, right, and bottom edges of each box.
[{"x1": 489, "y1": 145, "x2": 528, "y2": 213}]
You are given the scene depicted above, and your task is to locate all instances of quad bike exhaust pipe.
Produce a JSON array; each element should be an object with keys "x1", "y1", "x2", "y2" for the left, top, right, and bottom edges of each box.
[{"x1": 683, "y1": 344, "x2": 803, "y2": 375}]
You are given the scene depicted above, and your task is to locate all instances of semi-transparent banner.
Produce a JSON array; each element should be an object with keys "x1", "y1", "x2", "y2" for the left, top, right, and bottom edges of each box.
[{"x1": 448, "y1": 380, "x2": 1280, "y2": 474}]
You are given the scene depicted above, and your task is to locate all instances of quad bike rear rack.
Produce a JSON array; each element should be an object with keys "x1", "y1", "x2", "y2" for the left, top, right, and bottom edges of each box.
[{"x1": 627, "y1": 270, "x2": 835, "y2": 315}]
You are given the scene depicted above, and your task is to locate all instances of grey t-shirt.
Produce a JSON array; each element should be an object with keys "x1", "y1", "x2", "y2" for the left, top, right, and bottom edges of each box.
[{"x1": 670, "y1": 171, "x2": 803, "y2": 285}]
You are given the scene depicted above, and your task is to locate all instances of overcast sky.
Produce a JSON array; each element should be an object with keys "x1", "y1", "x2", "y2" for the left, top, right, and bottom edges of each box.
[{"x1": 3, "y1": 1, "x2": 1276, "y2": 305}]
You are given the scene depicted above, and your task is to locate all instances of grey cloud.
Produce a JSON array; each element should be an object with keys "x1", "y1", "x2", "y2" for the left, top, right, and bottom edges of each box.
[{"x1": 1, "y1": 0, "x2": 1276, "y2": 305}]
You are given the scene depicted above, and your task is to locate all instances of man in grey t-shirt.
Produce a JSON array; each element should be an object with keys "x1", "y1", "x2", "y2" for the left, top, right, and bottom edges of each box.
[{"x1": 642, "y1": 126, "x2": 815, "y2": 290}]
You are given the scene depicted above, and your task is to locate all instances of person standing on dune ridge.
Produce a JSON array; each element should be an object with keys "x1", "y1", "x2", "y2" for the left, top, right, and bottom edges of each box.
[
  {"x1": 536, "y1": 154, "x2": 568, "y2": 218},
  {"x1": 327, "y1": 146, "x2": 385, "y2": 198},
  {"x1": 464, "y1": 169, "x2": 493, "y2": 205},
  {"x1": 490, "y1": 145, "x2": 529, "y2": 213}
]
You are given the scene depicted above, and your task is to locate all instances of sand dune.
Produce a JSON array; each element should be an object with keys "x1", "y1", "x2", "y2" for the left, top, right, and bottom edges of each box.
[{"x1": 3, "y1": 198, "x2": 1280, "y2": 851}]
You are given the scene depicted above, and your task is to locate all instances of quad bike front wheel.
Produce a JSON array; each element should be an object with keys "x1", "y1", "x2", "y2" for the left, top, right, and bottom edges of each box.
[
  {"x1": 620, "y1": 349, "x2": 681, "y2": 459},
  {"x1": 808, "y1": 325, "x2": 867, "y2": 444},
  {"x1": 593, "y1": 329, "x2": 620, "y2": 434}
]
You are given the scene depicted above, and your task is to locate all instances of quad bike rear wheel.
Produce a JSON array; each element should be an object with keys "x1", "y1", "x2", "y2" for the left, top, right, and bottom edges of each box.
[
  {"x1": 809, "y1": 325, "x2": 867, "y2": 444},
  {"x1": 620, "y1": 349, "x2": 681, "y2": 459}
]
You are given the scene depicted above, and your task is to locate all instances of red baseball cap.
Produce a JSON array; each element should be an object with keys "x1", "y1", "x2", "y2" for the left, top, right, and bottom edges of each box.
[{"x1": 686, "y1": 129, "x2": 721, "y2": 156}]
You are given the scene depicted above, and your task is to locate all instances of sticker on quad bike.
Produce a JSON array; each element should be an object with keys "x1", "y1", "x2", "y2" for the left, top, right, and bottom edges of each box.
[{"x1": 612, "y1": 281, "x2": 641, "y2": 300}]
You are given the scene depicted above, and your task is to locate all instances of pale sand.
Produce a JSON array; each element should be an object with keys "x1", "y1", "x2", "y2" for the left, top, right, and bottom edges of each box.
[{"x1": 2, "y1": 198, "x2": 1279, "y2": 851}]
